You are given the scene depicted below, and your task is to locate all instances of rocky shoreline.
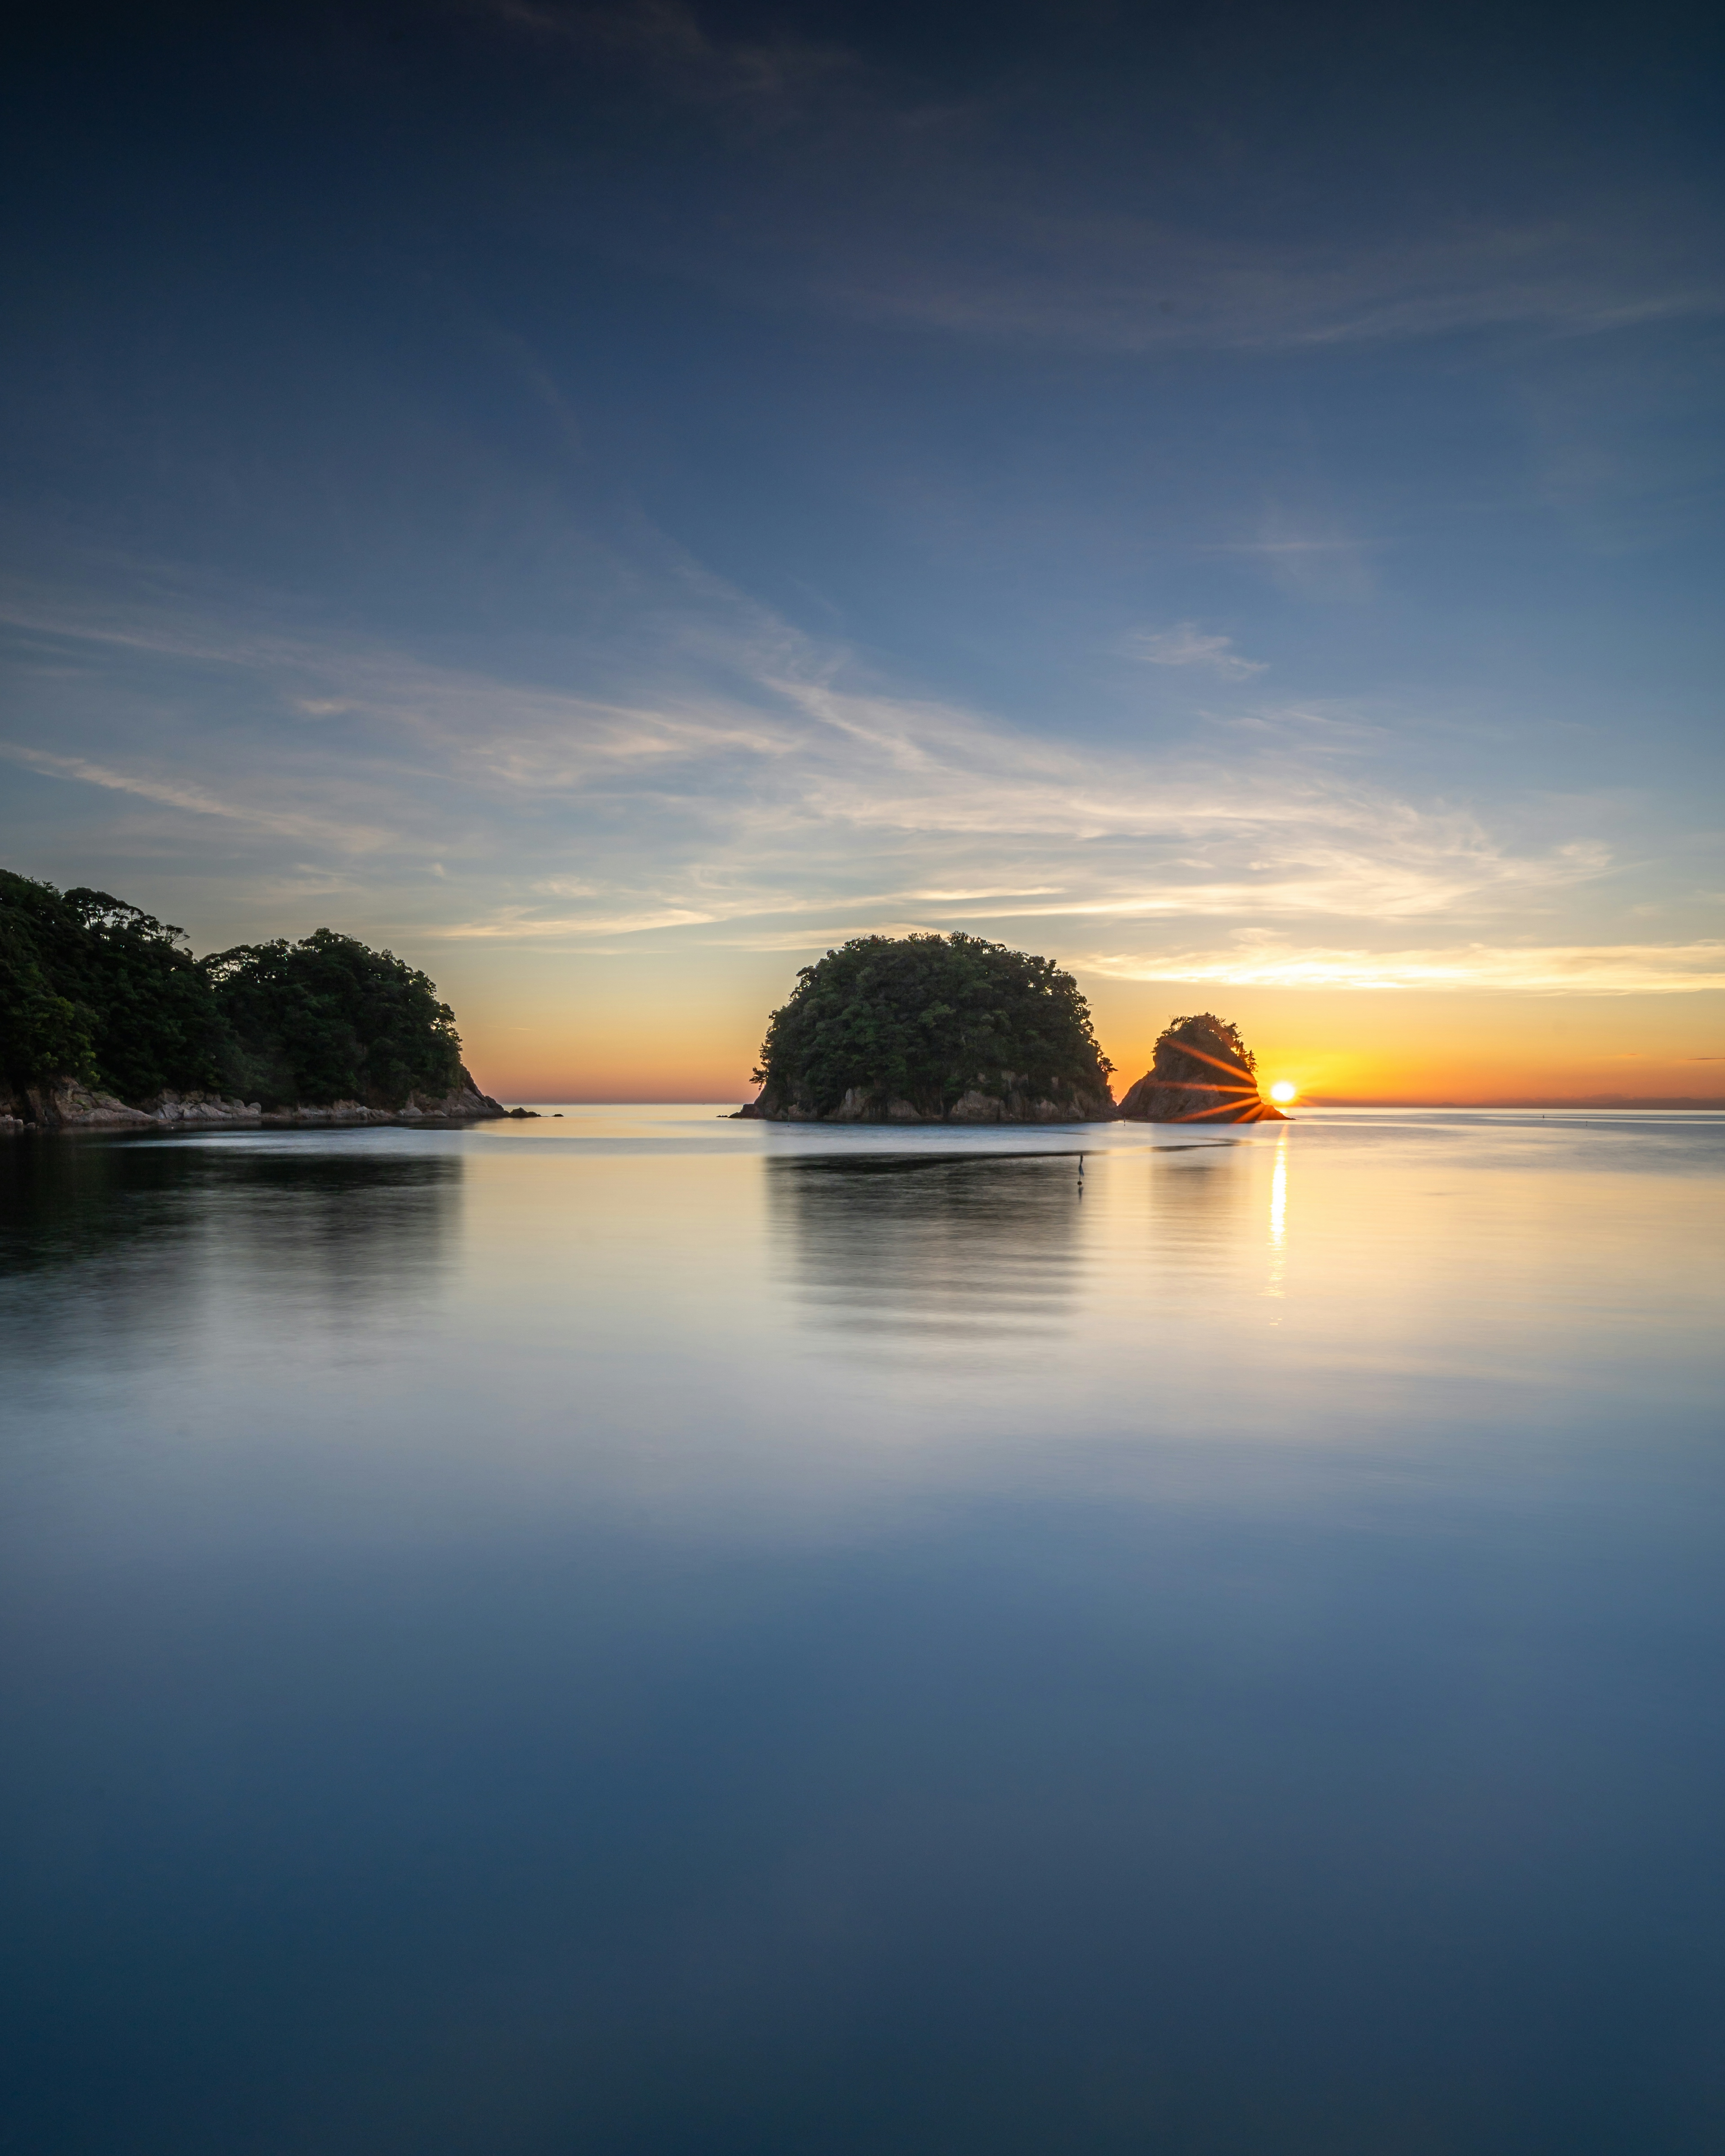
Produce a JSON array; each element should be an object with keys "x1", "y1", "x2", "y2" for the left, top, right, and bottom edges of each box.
[
  {"x1": 1, "y1": 1067, "x2": 521, "y2": 1134},
  {"x1": 735, "y1": 1071, "x2": 1114, "y2": 1124}
]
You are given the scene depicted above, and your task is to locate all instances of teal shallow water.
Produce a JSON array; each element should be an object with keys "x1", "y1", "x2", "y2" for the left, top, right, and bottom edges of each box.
[{"x1": 2, "y1": 1109, "x2": 1723, "y2": 2152}]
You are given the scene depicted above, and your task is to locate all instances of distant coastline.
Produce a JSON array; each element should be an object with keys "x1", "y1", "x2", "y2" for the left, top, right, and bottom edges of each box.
[
  {"x1": 1302, "y1": 1096, "x2": 1725, "y2": 1110},
  {"x1": 407, "y1": 1096, "x2": 1725, "y2": 1113}
]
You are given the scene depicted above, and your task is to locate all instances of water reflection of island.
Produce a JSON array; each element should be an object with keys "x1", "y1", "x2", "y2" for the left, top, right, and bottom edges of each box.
[
  {"x1": 0, "y1": 1140, "x2": 463, "y2": 1366},
  {"x1": 765, "y1": 1151, "x2": 1086, "y2": 1345}
]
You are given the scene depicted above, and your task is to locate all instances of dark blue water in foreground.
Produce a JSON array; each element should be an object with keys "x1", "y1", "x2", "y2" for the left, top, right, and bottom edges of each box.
[{"x1": 3, "y1": 1108, "x2": 1723, "y2": 2154}]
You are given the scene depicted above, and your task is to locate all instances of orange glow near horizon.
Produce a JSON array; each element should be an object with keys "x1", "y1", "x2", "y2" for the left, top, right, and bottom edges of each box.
[
  {"x1": 438, "y1": 949, "x2": 1725, "y2": 1108},
  {"x1": 1083, "y1": 979, "x2": 1725, "y2": 1108}
]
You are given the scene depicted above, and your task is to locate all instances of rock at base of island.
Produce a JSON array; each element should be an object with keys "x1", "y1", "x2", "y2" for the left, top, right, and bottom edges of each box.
[
  {"x1": 3, "y1": 1066, "x2": 518, "y2": 1133},
  {"x1": 734, "y1": 1072, "x2": 1113, "y2": 1123}
]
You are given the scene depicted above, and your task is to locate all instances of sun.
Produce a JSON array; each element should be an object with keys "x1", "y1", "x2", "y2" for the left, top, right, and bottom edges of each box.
[{"x1": 1269, "y1": 1081, "x2": 1297, "y2": 1104}]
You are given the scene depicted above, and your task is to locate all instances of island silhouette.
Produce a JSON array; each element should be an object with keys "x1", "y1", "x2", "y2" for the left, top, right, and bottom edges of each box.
[
  {"x1": 6, "y1": 883, "x2": 1285, "y2": 1133},
  {"x1": 736, "y1": 933, "x2": 1283, "y2": 1124},
  {"x1": 1117, "y1": 1012, "x2": 1287, "y2": 1124},
  {"x1": 0, "y1": 869, "x2": 513, "y2": 1130}
]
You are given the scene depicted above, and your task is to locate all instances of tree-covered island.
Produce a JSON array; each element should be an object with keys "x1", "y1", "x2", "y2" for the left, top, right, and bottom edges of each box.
[
  {"x1": 1116, "y1": 1013, "x2": 1286, "y2": 1123},
  {"x1": 5, "y1": 875, "x2": 1287, "y2": 1133},
  {"x1": 739, "y1": 932, "x2": 1116, "y2": 1122},
  {"x1": 0, "y1": 869, "x2": 508, "y2": 1130},
  {"x1": 737, "y1": 937, "x2": 1286, "y2": 1126}
]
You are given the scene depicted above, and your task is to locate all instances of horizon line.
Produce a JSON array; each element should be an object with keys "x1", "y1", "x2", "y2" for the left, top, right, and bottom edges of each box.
[{"x1": 486, "y1": 1093, "x2": 1725, "y2": 1111}]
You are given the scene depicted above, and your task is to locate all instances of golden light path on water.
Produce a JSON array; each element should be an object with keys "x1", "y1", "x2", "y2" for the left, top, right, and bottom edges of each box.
[{"x1": 1268, "y1": 1125, "x2": 1289, "y2": 1306}]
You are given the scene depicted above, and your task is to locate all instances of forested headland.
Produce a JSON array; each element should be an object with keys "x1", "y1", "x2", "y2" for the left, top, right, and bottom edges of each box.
[{"x1": 1, "y1": 870, "x2": 500, "y2": 1127}]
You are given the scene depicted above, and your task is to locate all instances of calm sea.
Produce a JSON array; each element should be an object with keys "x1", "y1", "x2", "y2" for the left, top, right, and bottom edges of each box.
[{"x1": 3, "y1": 1107, "x2": 1723, "y2": 2154}]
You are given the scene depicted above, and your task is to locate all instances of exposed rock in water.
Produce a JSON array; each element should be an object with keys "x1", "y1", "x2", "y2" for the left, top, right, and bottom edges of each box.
[
  {"x1": 403, "y1": 1068, "x2": 512, "y2": 1122},
  {"x1": 1115, "y1": 1014, "x2": 1287, "y2": 1124}
]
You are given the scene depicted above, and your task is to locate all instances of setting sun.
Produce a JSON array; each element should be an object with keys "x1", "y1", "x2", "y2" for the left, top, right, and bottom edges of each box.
[{"x1": 1269, "y1": 1081, "x2": 1298, "y2": 1104}]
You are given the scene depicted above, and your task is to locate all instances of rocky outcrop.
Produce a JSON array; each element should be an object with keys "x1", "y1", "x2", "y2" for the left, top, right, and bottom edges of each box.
[
  {"x1": 397, "y1": 1067, "x2": 513, "y2": 1121},
  {"x1": 2, "y1": 1065, "x2": 513, "y2": 1132},
  {"x1": 17, "y1": 1082, "x2": 158, "y2": 1129},
  {"x1": 737, "y1": 1071, "x2": 1113, "y2": 1124},
  {"x1": 1116, "y1": 1014, "x2": 1286, "y2": 1124}
]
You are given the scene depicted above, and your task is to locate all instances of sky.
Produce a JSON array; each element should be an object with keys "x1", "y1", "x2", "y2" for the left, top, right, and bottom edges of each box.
[{"x1": 3, "y1": 0, "x2": 1722, "y2": 1104}]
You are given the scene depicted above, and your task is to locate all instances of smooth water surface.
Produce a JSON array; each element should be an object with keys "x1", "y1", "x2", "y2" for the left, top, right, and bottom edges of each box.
[{"x1": 3, "y1": 1108, "x2": 1723, "y2": 2153}]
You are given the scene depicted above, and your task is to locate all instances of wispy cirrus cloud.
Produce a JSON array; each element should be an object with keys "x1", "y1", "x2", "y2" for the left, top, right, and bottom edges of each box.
[
  {"x1": 475, "y1": 4, "x2": 1725, "y2": 357},
  {"x1": 1081, "y1": 939, "x2": 1725, "y2": 995},
  {"x1": 441, "y1": 905, "x2": 720, "y2": 939},
  {"x1": 824, "y1": 216, "x2": 1725, "y2": 355},
  {"x1": 0, "y1": 569, "x2": 1645, "y2": 981},
  {"x1": 0, "y1": 742, "x2": 396, "y2": 852},
  {"x1": 1123, "y1": 624, "x2": 1266, "y2": 679}
]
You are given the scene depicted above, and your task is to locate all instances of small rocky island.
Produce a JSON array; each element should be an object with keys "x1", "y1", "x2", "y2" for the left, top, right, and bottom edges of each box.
[
  {"x1": 0, "y1": 869, "x2": 516, "y2": 1131},
  {"x1": 1116, "y1": 1013, "x2": 1287, "y2": 1124},
  {"x1": 738, "y1": 933, "x2": 1116, "y2": 1122},
  {"x1": 736, "y1": 936, "x2": 1285, "y2": 1128}
]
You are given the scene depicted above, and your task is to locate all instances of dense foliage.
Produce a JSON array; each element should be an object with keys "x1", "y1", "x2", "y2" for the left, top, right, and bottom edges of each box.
[
  {"x1": 1, "y1": 871, "x2": 464, "y2": 1109},
  {"x1": 0, "y1": 876, "x2": 96, "y2": 1092},
  {"x1": 1153, "y1": 1013, "x2": 1256, "y2": 1081},
  {"x1": 203, "y1": 930, "x2": 463, "y2": 1109},
  {"x1": 1, "y1": 871, "x2": 228, "y2": 1100},
  {"x1": 1115, "y1": 1013, "x2": 1269, "y2": 1123},
  {"x1": 754, "y1": 932, "x2": 1112, "y2": 1117}
]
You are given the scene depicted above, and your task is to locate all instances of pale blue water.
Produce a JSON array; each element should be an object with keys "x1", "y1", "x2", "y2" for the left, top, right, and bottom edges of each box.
[{"x1": 2, "y1": 1108, "x2": 1723, "y2": 2153}]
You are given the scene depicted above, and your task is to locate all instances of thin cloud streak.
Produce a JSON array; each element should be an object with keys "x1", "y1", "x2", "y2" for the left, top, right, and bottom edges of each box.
[
  {"x1": 1124, "y1": 625, "x2": 1267, "y2": 679},
  {"x1": 827, "y1": 219, "x2": 1725, "y2": 353},
  {"x1": 1081, "y1": 941, "x2": 1725, "y2": 994},
  {"x1": 0, "y1": 742, "x2": 397, "y2": 852}
]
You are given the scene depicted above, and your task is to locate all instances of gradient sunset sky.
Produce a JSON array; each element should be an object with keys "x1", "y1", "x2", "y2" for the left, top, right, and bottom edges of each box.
[{"x1": 4, "y1": 0, "x2": 1722, "y2": 1102}]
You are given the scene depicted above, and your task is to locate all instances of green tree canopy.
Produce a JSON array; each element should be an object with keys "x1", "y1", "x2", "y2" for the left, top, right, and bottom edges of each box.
[
  {"x1": 1, "y1": 872, "x2": 467, "y2": 1112},
  {"x1": 754, "y1": 932, "x2": 1112, "y2": 1119},
  {"x1": 1115, "y1": 1011, "x2": 1272, "y2": 1123},
  {"x1": 1153, "y1": 1013, "x2": 1256, "y2": 1081},
  {"x1": 203, "y1": 929, "x2": 464, "y2": 1109},
  {"x1": 0, "y1": 870, "x2": 226, "y2": 1100}
]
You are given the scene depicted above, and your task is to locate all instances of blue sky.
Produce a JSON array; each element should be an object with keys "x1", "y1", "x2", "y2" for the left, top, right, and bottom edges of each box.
[{"x1": 3, "y1": 0, "x2": 1722, "y2": 1094}]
